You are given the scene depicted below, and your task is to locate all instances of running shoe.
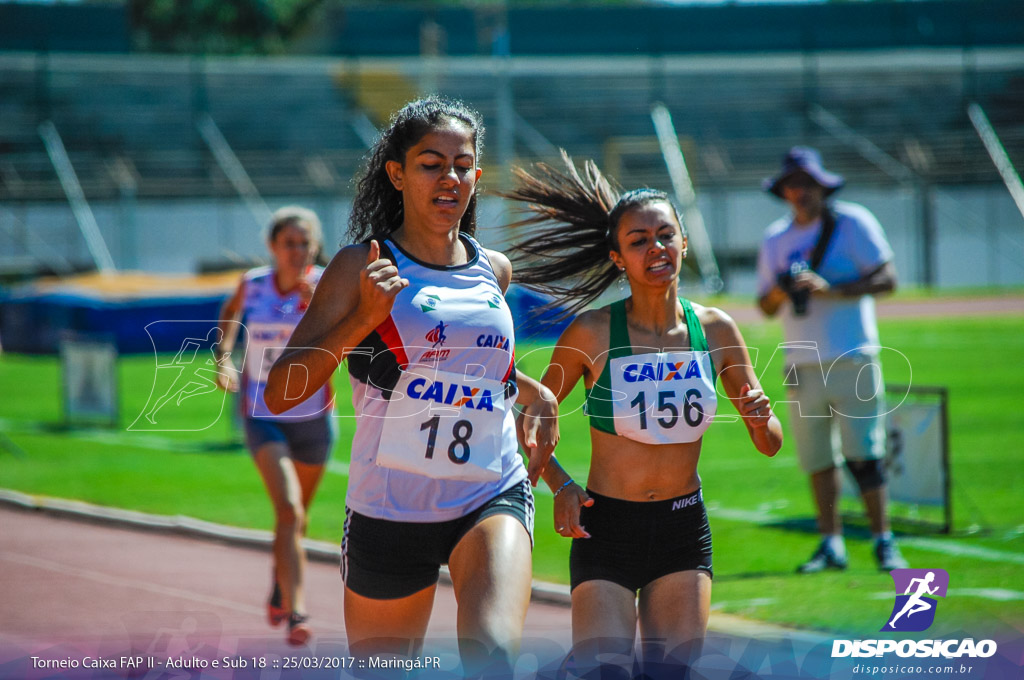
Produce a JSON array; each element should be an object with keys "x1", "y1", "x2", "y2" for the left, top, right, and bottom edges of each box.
[
  {"x1": 287, "y1": 613, "x2": 311, "y2": 646},
  {"x1": 796, "y1": 539, "x2": 848, "y2": 573},
  {"x1": 267, "y1": 581, "x2": 287, "y2": 627},
  {"x1": 874, "y1": 538, "x2": 909, "y2": 571}
]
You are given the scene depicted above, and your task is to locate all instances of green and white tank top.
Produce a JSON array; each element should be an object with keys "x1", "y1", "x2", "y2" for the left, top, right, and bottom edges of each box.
[{"x1": 585, "y1": 298, "x2": 718, "y2": 445}]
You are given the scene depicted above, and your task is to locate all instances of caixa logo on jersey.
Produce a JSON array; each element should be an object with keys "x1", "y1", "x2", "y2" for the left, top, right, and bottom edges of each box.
[
  {"x1": 832, "y1": 568, "x2": 998, "y2": 659},
  {"x1": 405, "y1": 376, "x2": 496, "y2": 412},
  {"x1": 621, "y1": 359, "x2": 704, "y2": 383},
  {"x1": 476, "y1": 334, "x2": 511, "y2": 352}
]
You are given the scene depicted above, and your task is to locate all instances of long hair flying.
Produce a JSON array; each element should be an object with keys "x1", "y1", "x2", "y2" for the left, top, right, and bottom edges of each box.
[
  {"x1": 348, "y1": 96, "x2": 485, "y2": 244},
  {"x1": 504, "y1": 151, "x2": 682, "y2": 321}
]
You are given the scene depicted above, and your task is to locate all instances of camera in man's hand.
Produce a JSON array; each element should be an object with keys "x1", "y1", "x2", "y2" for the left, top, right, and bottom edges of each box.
[{"x1": 777, "y1": 261, "x2": 811, "y2": 316}]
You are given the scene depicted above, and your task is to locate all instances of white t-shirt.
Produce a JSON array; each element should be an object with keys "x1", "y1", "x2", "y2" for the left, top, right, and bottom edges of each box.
[{"x1": 756, "y1": 201, "x2": 894, "y2": 368}]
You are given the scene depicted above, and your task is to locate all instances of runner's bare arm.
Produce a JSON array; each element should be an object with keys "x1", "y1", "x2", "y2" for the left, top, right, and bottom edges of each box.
[
  {"x1": 533, "y1": 313, "x2": 603, "y2": 535},
  {"x1": 516, "y1": 373, "x2": 559, "y2": 485},
  {"x1": 493, "y1": 248, "x2": 560, "y2": 484},
  {"x1": 264, "y1": 240, "x2": 408, "y2": 414},
  {"x1": 535, "y1": 313, "x2": 601, "y2": 493},
  {"x1": 539, "y1": 312, "x2": 601, "y2": 405},
  {"x1": 214, "y1": 278, "x2": 245, "y2": 392},
  {"x1": 701, "y1": 306, "x2": 782, "y2": 457},
  {"x1": 216, "y1": 278, "x2": 244, "y2": 357}
]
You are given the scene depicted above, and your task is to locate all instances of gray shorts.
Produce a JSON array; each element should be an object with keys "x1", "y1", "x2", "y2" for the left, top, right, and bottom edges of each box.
[
  {"x1": 785, "y1": 354, "x2": 887, "y2": 474},
  {"x1": 243, "y1": 416, "x2": 333, "y2": 466}
]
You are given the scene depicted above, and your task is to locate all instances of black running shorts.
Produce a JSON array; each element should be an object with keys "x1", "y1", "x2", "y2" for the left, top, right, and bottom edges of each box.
[
  {"x1": 341, "y1": 479, "x2": 535, "y2": 600},
  {"x1": 570, "y1": 488, "x2": 713, "y2": 592}
]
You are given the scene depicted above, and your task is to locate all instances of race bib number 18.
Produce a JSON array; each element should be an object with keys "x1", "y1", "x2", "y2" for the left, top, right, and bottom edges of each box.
[{"x1": 376, "y1": 366, "x2": 505, "y2": 483}]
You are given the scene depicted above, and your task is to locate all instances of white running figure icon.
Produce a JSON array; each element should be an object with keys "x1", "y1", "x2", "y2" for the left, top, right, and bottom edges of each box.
[
  {"x1": 144, "y1": 327, "x2": 227, "y2": 425},
  {"x1": 888, "y1": 571, "x2": 940, "y2": 628}
]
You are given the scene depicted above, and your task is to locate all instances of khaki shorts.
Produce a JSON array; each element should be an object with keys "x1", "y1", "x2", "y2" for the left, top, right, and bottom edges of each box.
[{"x1": 784, "y1": 354, "x2": 887, "y2": 475}]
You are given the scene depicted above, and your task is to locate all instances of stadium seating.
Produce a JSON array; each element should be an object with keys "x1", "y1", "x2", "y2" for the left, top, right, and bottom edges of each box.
[{"x1": 1, "y1": 51, "x2": 1020, "y2": 206}]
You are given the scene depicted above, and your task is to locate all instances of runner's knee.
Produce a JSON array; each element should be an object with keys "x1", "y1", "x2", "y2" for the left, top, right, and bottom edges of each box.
[{"x1": 275, "y1": 500, "x2": 305, "y2": 530}]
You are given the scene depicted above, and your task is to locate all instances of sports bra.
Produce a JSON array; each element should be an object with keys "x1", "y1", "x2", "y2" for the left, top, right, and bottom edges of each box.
[{"x1": 585, "y1": 297, "x2": 718, "y2": 445}]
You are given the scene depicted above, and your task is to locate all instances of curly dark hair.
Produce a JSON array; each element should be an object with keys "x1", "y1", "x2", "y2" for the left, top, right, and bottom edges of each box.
[
  {"x1": 347, "y1": 96, "x2": 485, "y2": 243},
  {"x1": 503, "y1": 151, "x2": 684, "y2": 321}
]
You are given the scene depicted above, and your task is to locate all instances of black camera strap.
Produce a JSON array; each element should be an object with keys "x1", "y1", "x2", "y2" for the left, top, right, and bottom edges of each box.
[{"x1": 809, "y1": 208, "x2": 837, "y2": 271}]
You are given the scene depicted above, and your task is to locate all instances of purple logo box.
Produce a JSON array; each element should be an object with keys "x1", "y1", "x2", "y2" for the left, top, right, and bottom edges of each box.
[{"x1": 881, "y1": 568, "x2": 950, "y2": 633}]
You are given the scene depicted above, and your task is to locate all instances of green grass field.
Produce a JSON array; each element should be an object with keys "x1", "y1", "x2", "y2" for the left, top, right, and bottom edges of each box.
[{"x1": 2, "y1": 312, "x2": 1023, "y2": 636}]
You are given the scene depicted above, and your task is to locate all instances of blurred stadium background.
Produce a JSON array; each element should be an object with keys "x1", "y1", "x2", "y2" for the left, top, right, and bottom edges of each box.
[{"x1": 1, "y1": 0, "x2": 1022, "y2": 300}]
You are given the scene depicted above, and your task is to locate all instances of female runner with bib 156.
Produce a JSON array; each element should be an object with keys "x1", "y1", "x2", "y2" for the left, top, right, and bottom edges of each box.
[
  {"x1": 215, "y1": 206, "x2": 332, "y2": 646},
  {"x1": 264, "y1": 98, "x2": 559, "y2": 676},
  {"x1": 503, "y1": 154, "x2": 782, "y2": 677}
]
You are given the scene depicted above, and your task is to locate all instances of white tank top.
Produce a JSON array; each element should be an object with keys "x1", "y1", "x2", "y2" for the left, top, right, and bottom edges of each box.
[
  {"x1": 240, "y1": 265, "x2": 331, "y2": 420},
  {"x1": 345, "y1": 234, "x2": 526, "y2": 522}
]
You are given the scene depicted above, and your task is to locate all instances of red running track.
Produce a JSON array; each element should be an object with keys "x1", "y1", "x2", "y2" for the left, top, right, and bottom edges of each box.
[{"x1": 0, "y1": 504, "x2": 574, "y2": 678}]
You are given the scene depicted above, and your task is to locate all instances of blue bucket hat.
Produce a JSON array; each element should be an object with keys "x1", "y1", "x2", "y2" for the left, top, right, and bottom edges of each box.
[{"x1": 764, "y1": 146, "x2": 845, "y2": 198}]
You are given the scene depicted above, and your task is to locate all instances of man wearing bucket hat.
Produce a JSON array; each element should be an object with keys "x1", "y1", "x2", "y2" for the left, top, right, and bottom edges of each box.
[{"x1": 755, "y1": 147, "x2": 908, "y2": 573}]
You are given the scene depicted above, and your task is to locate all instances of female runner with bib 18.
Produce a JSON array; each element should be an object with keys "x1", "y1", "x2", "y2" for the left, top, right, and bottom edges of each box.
[
  {"x1": 264, "y1": 97, "x2": 558, "y2": 676},
  {"x1": 215, "y1": 206, "x2": 332, "y2": 646},
  {"x1": 503, "y1": 153, "x2": 782, "y2": 678}
]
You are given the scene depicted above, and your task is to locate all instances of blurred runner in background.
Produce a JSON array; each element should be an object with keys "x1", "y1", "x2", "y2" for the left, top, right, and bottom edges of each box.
[{"x1": 216, "y1": 205, "x2": 332, "y2": 646}]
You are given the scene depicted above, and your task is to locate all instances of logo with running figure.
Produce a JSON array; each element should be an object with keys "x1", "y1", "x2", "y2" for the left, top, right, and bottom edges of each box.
[
  {"x1": 425, "y1": 320, "x2": 448, "y2": 348},
  {"x1": 882, "y1": 569, "x2": 949, "y2": 632}
]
